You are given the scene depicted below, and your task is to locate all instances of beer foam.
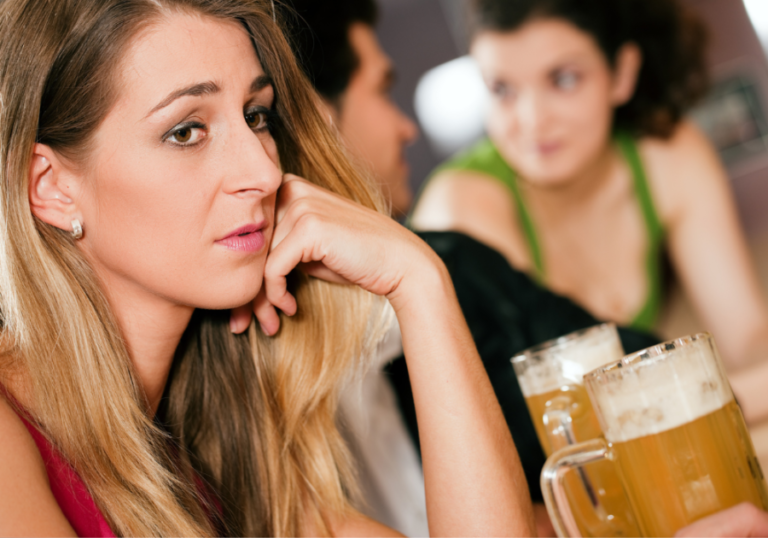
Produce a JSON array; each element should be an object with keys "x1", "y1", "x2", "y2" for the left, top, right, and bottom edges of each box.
[
  {"x1": 516, "y1": 328, "x2": 624, "y2": 397},
  {"x1": 589, "y1": 340, "x2": 733, "y2": 443}
]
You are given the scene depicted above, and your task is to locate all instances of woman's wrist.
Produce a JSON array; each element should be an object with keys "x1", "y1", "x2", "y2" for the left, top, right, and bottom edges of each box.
[{"x1": 385, "y1": 243, "x2": 454, "y2": 318}]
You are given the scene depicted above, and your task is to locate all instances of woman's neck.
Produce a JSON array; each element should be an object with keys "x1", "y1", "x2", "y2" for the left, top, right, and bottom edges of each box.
[
  {"x1": 103, "y1": 283, "x2": 194, "y2": 416},
  {"x1": 518, "y1": 142, "x2": 621, "y2": 218}
]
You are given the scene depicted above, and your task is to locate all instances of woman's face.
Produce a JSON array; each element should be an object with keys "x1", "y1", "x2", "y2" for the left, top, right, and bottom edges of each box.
[
  {"x1": 74, "y1": 12, "x2": 281, "y2": 311},
  {"x1": 472, "y1": 19, "x2": 631, "y2": 186}
]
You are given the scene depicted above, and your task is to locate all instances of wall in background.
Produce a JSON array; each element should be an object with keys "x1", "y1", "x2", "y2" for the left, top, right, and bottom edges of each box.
[
  {"x1": 685, "y1": 0, "x2": 768, "y2": 234},
  {"x1": 377, "y1": 0, "x2": 459, "y2": 194}
]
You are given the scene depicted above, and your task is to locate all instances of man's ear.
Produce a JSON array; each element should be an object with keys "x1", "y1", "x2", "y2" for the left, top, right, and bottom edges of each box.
[
  {"x1": 28, "y1": 143, "x2": 83, "y2": 233},
  {"x1": 317, "y1": 96, "x2": 341, "y2": 128},
  {"x1": 610, "y1": 43, "x2": 642, "y2": 107}
]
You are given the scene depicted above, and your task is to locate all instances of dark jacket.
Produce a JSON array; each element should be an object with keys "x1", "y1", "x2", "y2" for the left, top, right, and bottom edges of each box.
[{"x1": 386, "y1": 231, "x2": 659, "y2": 501}]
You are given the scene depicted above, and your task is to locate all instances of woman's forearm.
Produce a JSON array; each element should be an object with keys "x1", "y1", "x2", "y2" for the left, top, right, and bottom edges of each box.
[
  {"x1": 723, "y1": 330, "x2": 768, "y2": 425},
  {"x1": 388, "y1": 254, "x2": 535, "y2": 537},
  {"x1": 730, "y1": 355, "x2": 768, "y2": 425}
]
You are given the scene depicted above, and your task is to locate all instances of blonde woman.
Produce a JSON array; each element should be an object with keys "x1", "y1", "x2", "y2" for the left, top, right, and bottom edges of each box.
[{"x1": 0, "y1": 0, "x2": 534, "y2": 536}]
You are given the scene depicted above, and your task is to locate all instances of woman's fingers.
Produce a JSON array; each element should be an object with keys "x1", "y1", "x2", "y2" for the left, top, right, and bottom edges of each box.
[
  {"x1": 229, "y1": 293, "x2": 281, "y2": 336},
  {"x1": 298, "y1": 261, "x2": 353, "y2": 285},
  {"x1": 254, "y1": 287, "x2": 283, "y2": 336},
  {"x1": 229, "y1": 303, "x2": 253, "y2": 334},
  {"x1": 230, "y1": 174, "x2": 405, "y2": 337},
  {"x1": 263, "y1": 214, "x2": 315, "y2": 315},
  {"x1": 675, "y1": 503, "x2": 768, "y2": 537},
  {"x1": 262, "y1": 172, "x2": 431, "y2": 323}
]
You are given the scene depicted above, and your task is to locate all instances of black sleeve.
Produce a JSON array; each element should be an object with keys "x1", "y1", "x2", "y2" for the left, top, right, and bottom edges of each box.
[{"x1": 386, "y1": 231, "x2": 659, "y2": 502}]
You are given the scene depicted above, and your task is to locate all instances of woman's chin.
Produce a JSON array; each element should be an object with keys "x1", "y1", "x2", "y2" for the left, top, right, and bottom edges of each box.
[
  {"x1": 517, "y1": 168, "x2": 578, "y2": 189},
  {"x1": 189, "y1": 286, "x2": 262, "y2": 312}
]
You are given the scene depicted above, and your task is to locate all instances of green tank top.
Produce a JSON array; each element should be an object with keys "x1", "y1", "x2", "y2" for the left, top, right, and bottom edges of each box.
[{"x1": 418, "y1": 135, "x2": 664, "y2": 333}]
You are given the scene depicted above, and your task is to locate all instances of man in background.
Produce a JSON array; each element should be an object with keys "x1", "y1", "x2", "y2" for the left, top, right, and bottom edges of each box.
[
  {"x1": 277, "y1": 2, "x2": 658, "y2": 536},
  {"x1": 278, "y1": 2, "x2": 427, "y2": 534},
  {"x1": 281, "y1": 0, "x2": 417, "y2": 219}
]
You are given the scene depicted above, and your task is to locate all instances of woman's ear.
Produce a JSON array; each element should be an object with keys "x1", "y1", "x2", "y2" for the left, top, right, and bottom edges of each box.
[
  {"x1": 28, "y1": 143, "x2": 83, "y2": 233},
  {"x1": 611, "y1": 43, "x2": 642, "y2": 107}
]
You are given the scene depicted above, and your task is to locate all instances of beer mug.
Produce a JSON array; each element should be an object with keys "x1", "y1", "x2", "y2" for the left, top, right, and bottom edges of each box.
[
  {"x1": 512, "y1": 324, "x2": 639, "y2": 537},
  {"x1": 542, "y1": 333, "x2": 768, "y2": 537}
]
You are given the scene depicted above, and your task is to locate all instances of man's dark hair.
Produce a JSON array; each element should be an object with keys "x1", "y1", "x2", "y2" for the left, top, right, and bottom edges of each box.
[
  {"x1": 470, "y1": 0, "x2": 709, "y2": 138},
  {"x1": 278, "y1": 0, "x2": 378, "y2": 104}
]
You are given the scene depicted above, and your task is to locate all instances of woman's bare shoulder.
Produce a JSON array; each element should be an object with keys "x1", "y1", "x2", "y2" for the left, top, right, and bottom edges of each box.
[
  {"x1": 410, "y1": 169, "x2": 530, "y2": 267},
  {"x1": 319, "y1": 509, "x2": 404, "y2": 537},
  {"x1": 638, "y1": 120, "x2": 727, "y2": 220},
  {"x1": 640, "y1": 120, "x2": 717, "y2": 161},
  {"x1": 411, "y1": 169, "x2": 516, "y2": 231},
  {"x1": 0, "y1": 393, "x2": 46, "y2": 474},
  {"x1": 0, "y1": 393, "x2": 76, "y2": 535}
]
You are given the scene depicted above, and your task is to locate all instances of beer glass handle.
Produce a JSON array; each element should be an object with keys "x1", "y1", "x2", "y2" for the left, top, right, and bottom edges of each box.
[
  {"x1": 542, "y1": 398, "x2": 603, "y2": 516},
  {"x1": 541, "y1": 438, "x2": 611, "y2": 538},
  {"x1": 542, "y1": 396, "x2": 576, "y2": 452}
]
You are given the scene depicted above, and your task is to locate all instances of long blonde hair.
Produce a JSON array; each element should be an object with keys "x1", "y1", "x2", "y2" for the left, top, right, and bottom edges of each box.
[{"x1": 0, "y1": 0, "x2": 388, "y2": 535}]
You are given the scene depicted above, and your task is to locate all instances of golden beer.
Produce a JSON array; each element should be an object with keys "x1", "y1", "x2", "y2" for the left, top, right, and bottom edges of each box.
[
  {"x1": 613, "y1": 400, "x2": 768, "y2": 536},
  {"x1": 525, "y1": 385, "x2": 603, "y2": 456},
  {"x1": 525, "y1": 385, "x2": 638, "y2": 536},
  {"x1": 543, "y1": 334, "x2": 768, "y2": 537},
  {"x1": 514, "y1": 324, "x2": 639, "y2": 537}
]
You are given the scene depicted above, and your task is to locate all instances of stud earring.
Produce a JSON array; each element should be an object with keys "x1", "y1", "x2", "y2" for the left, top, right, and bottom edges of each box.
[{"x1": 71, "y1": 219, "x2": 83, "y2": 240}]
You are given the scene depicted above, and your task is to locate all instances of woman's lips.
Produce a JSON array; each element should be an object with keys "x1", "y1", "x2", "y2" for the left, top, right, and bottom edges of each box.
[
  {"x1": 535, "y1": 141, "x2": 562, "y2": 156},
  {"x1": 216, "y1": 223, "x2": 266, "y2": 252}
]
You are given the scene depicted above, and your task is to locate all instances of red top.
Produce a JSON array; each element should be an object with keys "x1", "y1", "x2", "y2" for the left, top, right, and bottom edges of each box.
[
  {"x1": 3, "y1": 387, "x2": 222, "y2": 536},
  {"x1": 13, "y1": 410, "x2": 115, "y2": 537}
]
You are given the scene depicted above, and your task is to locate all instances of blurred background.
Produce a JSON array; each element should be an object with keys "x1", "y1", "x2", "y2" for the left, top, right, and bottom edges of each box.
[
  {"x1": 378, "y1": 0, "x2": 768, "y2": 328},
  {"x1": 376, "y1": 0, "x2": 768, "y2": 463},
  {"x1": 378, "y1": 0, "x2": 768, "y2": 231}
]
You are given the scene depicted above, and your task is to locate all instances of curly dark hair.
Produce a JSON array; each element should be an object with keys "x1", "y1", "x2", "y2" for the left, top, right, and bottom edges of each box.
[
  {"x1": 278, "y1": 0, "x2": 378, "y2": 105},
  {"x1": 470, "y1": 0, "x2": 709, "y2": 138}
]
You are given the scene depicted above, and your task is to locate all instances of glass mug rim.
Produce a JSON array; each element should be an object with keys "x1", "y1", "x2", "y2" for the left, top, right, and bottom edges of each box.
[
  {"x1": 510, "y1": 323, "x2": 617, "y2": 365},
  {"x1": 584, "y1": 332, "x2": 713, "y2": 383}
]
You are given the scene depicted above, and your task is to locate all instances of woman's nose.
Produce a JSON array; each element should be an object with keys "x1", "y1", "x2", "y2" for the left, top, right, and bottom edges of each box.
[
  {"x1": 515, "y1": 91, "x2": 550, "y2": 134},
  {"x1": 223, "y1": 129, "x2": 282, "y2": 197}
]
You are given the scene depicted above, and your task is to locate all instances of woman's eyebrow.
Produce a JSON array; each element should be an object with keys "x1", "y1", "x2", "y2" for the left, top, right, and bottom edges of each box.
[
  {"x1": 146, "y1": 75, "x2": 273, "y2": 118},
  {"x1": 250, "y1": 74, "x2": 273, "y2": 93},
  {"x1": 545, "y1": 52, "x2": 591, "y2": 68},
  {"x1": 147, "y1": 81, "x2": 220, "y2": 117}
]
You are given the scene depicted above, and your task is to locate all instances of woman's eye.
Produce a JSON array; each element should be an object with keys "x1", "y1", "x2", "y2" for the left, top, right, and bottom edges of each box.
[
  {"x1": 491, "y1": 81, "x2": 515, "y2": 100},
  {"x1": 553, "y1": 71, "x2": 580, "y2": 91},
  {"x1": 165, "y1": 123, "x2": 206, "y2": 146},
  {"x1": 245, "y1": 109, "x2": 269, "y2": 131}
]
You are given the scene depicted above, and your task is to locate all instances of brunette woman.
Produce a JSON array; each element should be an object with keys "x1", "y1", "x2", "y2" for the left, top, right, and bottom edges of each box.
[{"x1": 412, "y1": 0, "x2": 768, "y2": 424}]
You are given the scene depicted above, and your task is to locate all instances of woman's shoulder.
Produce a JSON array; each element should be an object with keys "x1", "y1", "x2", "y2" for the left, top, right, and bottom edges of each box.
[
  {"x1": 0, "y1": 391, "x2": 46, "y2": 476},
  {"x1": 410, "y1": 167, "x2": 532, "y2": 272},
  {"x1": 410, "y1": 165, "x2": 519, "y2": 237},
  {"x1": 636, "y1": 120, "x2": 727, "y2": 221},
  {"x1": 0, "y1": 391, "x2": 76, "y2": 535},
  {"x1": 638, "y1": 120, "x2": 717, "y2": 164},
  {"x1": 413, "y1": 139, "x2": 517, "y2": 223}
]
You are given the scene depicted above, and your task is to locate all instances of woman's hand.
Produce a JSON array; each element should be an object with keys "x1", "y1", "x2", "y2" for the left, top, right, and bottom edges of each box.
[
  {"x1": 232, "y1": 174, "x2": 535, "y2": 536},
  {"x1": 675, "y1": 503, "x2": 768, "y2": 537},
  {"x1": 230, "y1": 174, "x2": 438, "y2": 335}
]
